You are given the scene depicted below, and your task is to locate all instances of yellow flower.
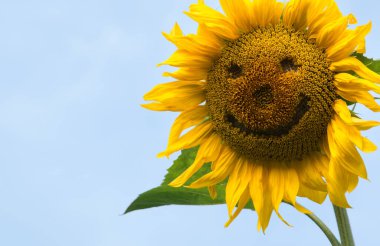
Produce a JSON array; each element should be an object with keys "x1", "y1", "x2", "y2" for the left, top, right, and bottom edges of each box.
[{"x1": 143, "y1": 0, "x2": 380, "y2": 232}]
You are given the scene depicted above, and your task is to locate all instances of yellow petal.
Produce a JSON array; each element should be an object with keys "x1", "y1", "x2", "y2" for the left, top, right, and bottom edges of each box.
[
  {"x1": 251, "y1": 0, "x2": 283, "y2": 27},
  {"x1": 325, "y1": 146, "x2": 351, "y2": 208},
  {"x1": 158, "y1": 121, "x2": 213, "y2": 158},
  {"x1": 167, "y1": 106, "x2": 208, "y2": 146},
  {"x1": 293, "y1": 202, "x2": 312, "y2": 214},
  {"x1": 326, "y1": 151, "x2": 359, "y2": 206},
  {"x1": 249, "y1": 165, "x2": 273, "y2": 232},
  {"x1": 169, "y1": 134, "x2": 222, "y2": 187},
  {"x1": 188, "y1": 147, "x2": 236, "y2": 188},
  {"x1": 171, "y1": 22, "x2": 183, "y2": 36},
  {"x1": 357, "y1": 38, "x2": 366, "y2": 54},
  {"x1": 141, "y1": 103, "x2": 188, "y2": 112},
  {"x1": 350, "y1": 117, "x2": 380, "y2": 131},
  {"x1": 334, "y1": 99, "x2": 379, "y2": 129},
  {"x1": 185, "y1": 1, "x2": 239, "y2": 40},
  {"x1": 257, "y1": 192, "x2": 273, "y2": 232},
  {"x1": 283, "y1": 0, "x2": 310, "y2": 30},
  {"x1": 327, "y1": 22, "x2": 372, "y2": 61},
  {"x1": 229, "y1": 161, "x2": 252, "y2": 216},
  {"x1": 163, "y1": 68, "x2": 207, "y2": 81},
  {"x1": 163, "y1": 22, "x2": 183, "y2": 44},
  {"x1": 169, "y1": 156, "x2": 206, "y2": 187},
  {"x1": 298, "y1": 185, "x2": 327, "y2": 204},
  {"x1": 335, "y1": 73, "x2": 380, "y2": 94},
  {"x1": 346, "y1": 172, "x2": 360, "y2": 193},
  {"x1": 143, "y1": 81, "x2": 206, "y2": 112},
  {"x1": 163, "y1": 23, "x2": 222, "y2": 58},
  {"x1": 144, "y1": 81, "x2": 205, "y2": 101},
  {"x1": 330, "y1": 57, "x2": 380, "y2": 83},
  {"x1": 328, "y1": 116, "x2": 368, "y2": 179},
  {"x1": 338, "y1": 90, "x2": 380, "y2": 112},
  {"x1": 334, "y1": 77, "x2": 380, "y2": 113},
  {"x1": 268, "y1": 164, "x2": 285, "y2": 212},
  {"x1": 208, "y1": 185, "x2": 217, "y2": 199},
  {"x1": 316, "y1": 14, "x2": 355, "y2": 48},
  {"x1": 194, "y1": 23, "x2": 224, "y2": 54},
  {"x1": 224, "y1": 187, "x2": 250, "y2": 227},
  {"x1": 346, "y1": 130, "x2": 377, "y2": 153},
  {"x1": 294, "y1": 154, "x2": 327, "y2": 192},
  {"x1": 284, "y1": 167, "x2": 299, "y2": 206},
  {"x1": 321, "y1": 136, "x2": 331, "y2": 158},
  {"x1": 267, "y1": 163, "x2": 293, "y2": 227},
  {"x1": 197, "y1": 133, "x2": 223, "y2": 162},
  {"x1": 307, "y1": 0, "x2": 342, "y2": 38},
  {"x1": 333, "y1": 99, "x2": 353, "y2": 123},
  {"x1": 333, "y1": 101, "x2": 378, "y2": 153},
  {"x1": 225, "y1": 159, "x2": 244, "y2": 216},
  {"x1": 220, "y1": 0, "x2": 253, "y2": 32},
  {"x1": 159, "y1": 49, "x2": 213, "y2": 68}
]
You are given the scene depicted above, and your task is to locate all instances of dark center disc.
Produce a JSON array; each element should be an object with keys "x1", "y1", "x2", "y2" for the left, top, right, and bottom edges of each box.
[{"x1": 206, "y1": 24, "x2": 337, "y2": 161}]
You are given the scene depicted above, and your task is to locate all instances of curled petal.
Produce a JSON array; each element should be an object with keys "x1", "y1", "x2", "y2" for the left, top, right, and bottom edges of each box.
[
  {"x1": 327, "y1": 22, "x2": 372, "y2": 61},
  {"x1": 330, "y1": 57, "x2": 380, "y2": 83}
]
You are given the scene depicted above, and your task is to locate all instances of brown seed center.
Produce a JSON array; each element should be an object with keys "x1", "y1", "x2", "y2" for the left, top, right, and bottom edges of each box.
[{"x1": 206, "y1": 24, "x2": 336, "y2": 161}]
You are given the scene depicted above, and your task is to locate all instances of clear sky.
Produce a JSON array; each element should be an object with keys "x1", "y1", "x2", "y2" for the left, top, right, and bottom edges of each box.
[{"x1": 0, "y1": 0, "x2": 379, "y2": 245}]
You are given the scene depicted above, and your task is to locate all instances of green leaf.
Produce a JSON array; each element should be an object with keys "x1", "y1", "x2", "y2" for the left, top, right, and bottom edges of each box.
[
  {"x1": 125, "y1": 147, "x2": 254, "y2": 214},
  {"x1": 354, "y1": 53, "x2": 380, "y2": 73},
  {"x1": 126, "y1": 148, "x2": 226, "y2": 214},
  {"x1": 125, "y1": 186, "x2": 226, "y2": 213}
]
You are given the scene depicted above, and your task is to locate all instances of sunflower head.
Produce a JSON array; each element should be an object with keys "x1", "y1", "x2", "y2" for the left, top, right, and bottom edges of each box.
[
  {"x1": 207, "y1": 23, "x2": 336, "y2": 161},
  {"x1": 143, "y1": 0, "x2": 380, "y2": 232}
]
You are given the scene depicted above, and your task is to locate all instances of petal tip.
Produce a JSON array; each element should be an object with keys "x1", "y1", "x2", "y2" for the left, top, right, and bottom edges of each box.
[{"x1": 156, "y1": 151, "x2": 168, "y2": 158}]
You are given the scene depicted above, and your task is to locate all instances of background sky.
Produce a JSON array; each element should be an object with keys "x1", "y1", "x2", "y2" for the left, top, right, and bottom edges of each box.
[{"x1": 0, "y1": 0, "x2": 379, "y2": 245}]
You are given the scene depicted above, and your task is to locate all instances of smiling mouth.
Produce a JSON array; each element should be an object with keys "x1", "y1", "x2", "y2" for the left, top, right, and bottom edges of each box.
[{"x1": 226, "y1": 94, "x2": 311, "y2": 137}]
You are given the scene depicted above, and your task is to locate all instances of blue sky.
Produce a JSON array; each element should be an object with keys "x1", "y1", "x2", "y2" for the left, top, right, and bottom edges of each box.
[{"x1": 0, "y1": 0, "x2": 379, "y2": 245}]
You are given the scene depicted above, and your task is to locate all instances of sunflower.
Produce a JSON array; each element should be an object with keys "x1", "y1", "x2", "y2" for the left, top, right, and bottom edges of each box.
[{"x1": 143, "y1": 0, "x2": 380, "y2": 232}]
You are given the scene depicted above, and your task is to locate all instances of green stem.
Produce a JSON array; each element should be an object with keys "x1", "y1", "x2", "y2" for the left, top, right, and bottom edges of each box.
[
  {"x1": 285, "y1": 202, "x2": 340, "y2": 245},
  {"x1": 333, "y1": 205, "x2": 355, "y2": 246},
  {"x1": 306, "y1": 212, "x2": 341, "y2": 246}
]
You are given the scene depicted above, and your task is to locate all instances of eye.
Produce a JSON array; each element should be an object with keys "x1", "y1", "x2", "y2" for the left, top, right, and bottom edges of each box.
[
  {"x1": 280, "y1": 57, "x2": 298, "y2": 72},
  {"x1": 227, "y1": 63, "x2": 243, "y2": 79}
]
